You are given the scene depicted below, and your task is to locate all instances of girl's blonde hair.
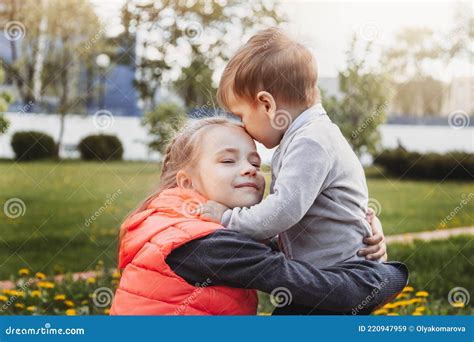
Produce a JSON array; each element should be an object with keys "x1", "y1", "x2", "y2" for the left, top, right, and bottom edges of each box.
[{"x1": 118, "y1": 117, "x2": 242, "y2": 249}]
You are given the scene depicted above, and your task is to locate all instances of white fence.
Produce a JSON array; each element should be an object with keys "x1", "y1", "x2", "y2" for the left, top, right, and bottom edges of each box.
[{"x1": 0, "y1": 113, "x2": 472, "y2": 163}]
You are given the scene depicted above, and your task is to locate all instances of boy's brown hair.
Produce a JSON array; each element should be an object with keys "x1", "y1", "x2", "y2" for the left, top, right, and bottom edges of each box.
[{"x1": 217, "y1": 27, "x2": 319, "y2": 111}]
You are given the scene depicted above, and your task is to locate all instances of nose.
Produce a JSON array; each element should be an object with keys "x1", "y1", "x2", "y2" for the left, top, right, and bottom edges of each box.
[{"x1": 241, "y1": 162, "x2": 257, "y2": 177}]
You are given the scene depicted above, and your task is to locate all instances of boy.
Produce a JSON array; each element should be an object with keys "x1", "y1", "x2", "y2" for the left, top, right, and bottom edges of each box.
[{"x1": 200, "y1": 28, "x2": 407, "y2": 314}]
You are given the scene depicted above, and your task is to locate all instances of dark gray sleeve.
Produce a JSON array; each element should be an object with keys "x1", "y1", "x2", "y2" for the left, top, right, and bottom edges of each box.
[{"x1": 166, "y1": 230, "x2": 408, "y2": 311}]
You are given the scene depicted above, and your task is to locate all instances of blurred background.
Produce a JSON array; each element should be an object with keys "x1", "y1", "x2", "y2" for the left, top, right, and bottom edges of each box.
[{"x1": 0, "y1": 0, "x2": 472, "y2": 316}]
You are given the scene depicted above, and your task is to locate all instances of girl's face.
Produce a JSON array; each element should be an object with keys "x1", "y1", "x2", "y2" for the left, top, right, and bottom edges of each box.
[{"x1": 191, "y1": 125, "x2": 265, "y2": 209}]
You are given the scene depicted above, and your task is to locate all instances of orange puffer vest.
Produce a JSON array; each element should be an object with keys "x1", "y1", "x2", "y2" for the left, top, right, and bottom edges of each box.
[{"x1": 110, "y1": 187, "x2": 258, "y2": 315}]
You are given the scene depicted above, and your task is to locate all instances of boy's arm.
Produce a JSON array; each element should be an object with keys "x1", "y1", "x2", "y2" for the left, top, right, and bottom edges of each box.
[{"x1": 222, "y1": 137, "x2": 331, "y2": 240}]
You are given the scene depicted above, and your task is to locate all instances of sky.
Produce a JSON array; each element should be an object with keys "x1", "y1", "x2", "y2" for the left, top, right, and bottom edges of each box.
[{"x1": 90, "y1": 0, "x2": 471, "y2": 81}]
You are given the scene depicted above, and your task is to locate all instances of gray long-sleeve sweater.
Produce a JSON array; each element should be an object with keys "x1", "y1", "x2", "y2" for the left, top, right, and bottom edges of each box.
[{"x1": 222, "y1": 103, "x2": 374, "y2": 268}]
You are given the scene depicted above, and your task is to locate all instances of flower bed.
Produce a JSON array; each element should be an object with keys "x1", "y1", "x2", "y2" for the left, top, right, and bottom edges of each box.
[{"x1": 0, "y1": 261, "x2": 119, "y2": 315}]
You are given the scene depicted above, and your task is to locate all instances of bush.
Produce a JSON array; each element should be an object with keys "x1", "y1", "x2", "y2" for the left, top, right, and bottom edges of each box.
[
  {"x1": 11, "y1": 131, "x2": 57, "y2": 161},
  {"x1": 78, "y1": 134, "x2": 123, "y2": 161},
  {"x1": 374, "y1": 147, "x2": 473, "y2": 180},
  {"x1": 143, "y1": 102, "x2": 186, "y2": 153}
]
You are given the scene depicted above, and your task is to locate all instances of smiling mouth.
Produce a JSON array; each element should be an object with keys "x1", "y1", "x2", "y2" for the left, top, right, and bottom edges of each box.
[{"x1": 235, "y1": 183, "x2": 259, "y2": 190}]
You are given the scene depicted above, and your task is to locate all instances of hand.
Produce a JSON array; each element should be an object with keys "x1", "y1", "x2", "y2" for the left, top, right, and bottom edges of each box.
[
  {"x1": 198, "y1": 200, "x2": 230, "y2": 224},
  {"x1": 358, "y1": 212, "x2": 388, "y2": 261}
]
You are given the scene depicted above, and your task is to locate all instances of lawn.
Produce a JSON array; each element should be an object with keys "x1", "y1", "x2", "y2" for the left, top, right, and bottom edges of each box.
[{"x1": 0, "y1": 160, "x2": 472, "y2": 279}]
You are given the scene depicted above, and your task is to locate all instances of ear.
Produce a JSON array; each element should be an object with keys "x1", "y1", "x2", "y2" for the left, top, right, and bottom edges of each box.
[
  {"x1": 176, "y1": 170, "x2": 194, "y2": 189},
  {"x1": 256, "y1": 91, "x2": 276, "y2": 119}
]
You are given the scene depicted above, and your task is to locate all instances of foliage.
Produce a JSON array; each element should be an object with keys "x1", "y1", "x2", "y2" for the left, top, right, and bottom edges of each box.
[
  {"x1": 0, "y1": 67, "x2": 11, "y2": 135},
  {"x1": 11, "y1": 131, "x2": 57, "y2": 161},
  {"x1": 78, "y1": 134, "x2": 124, "y2": 161},
  {"x1": 374, "y1": 147, "x2": 474, "y2": 180},
  {"x1": 143, "y1": 102, "x2": 187, "y2": 154},
  {"x1": 121, "y1": 0, "x2": 284, "y2": 109},
  {"x1": 323, "y1": 35, "x2": 390, "y2": 156}
]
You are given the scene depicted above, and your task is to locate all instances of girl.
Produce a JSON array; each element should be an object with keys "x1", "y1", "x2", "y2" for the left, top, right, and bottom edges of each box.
[{"x1": 110, "y1": 117, "x2": 407, "y2": 315}]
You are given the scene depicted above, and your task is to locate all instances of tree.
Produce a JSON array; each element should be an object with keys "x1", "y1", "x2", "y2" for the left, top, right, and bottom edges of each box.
[
  {"x1": 120, "y1": 0, "x2": 283, "y2": 111},
  {"x1": 0, "y1": 67, "x2": 12, "y2": 135},
  {"x1": 143, "y1": 102, "x2": 186, "y2": 154},
  {"x1": 324, "y1": 35, "x2": 390, "y2": 157},
  {"x1": 1, "y1": 0, "x2": 109, "y2": 152}
]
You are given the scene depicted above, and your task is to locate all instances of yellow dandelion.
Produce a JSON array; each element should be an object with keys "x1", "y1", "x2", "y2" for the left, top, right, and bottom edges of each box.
[
  {"x1": 452, "y1": 302, "x2": 465, "y2": 308},
  {"x1": 402, "y1": 286, "x2": 414, "y2": 293},
  {"x1": 81, "y1": 300, "x2": 89, "y2": 305},
  {"x1": 415, "y1": 306, "x2": 426, "y2": 312},
  {"x1": 103, "y1": 308, "x2": 110, "y2": 314},
  {"x1": 0, "y1": 295, "x2": 8, "y2": 302},
  {"x1": 26, "y1": 306, "x2": 36, "y2": 312},
  {"x1": 86, "y1": 277, "x2": 96, "y2": 284},
  {"x1": 35, "y1": 272, "x2": 46, "y2": 280},
  {"x1": 112, "y1": 270, "x2": 121, "y2": 279},
  {"x1": 65, "y1": 309, "x2": 77, "y2": 316},
  {"x1": 18, "y1": 268, "x2": 30, "y2": 276},
  {"x1": 387, "y1": 313, "x2": 399, "y2": 316},
  {"x1": 54, "y1": 294, "x2": 66, "y2": 301},
  {"x1": 396, "y1": 293, "x2": 408, "y2": 299},
  {"x1": 373, "y1": 309, "x2": 388, "y2": 315},
  {"x1": 416, "y1": 291, "x2": 429, "y2": 297},
  {"x1": 383, "y1": 303, "x2": 396, "y2": 309},
  {"x1": 64, "y1": 300, "x2": 75, "y2": 307},
  {"x1": 2, "y1": 289, "x2": 11, "y2": 295},
  {"x1": 9, "y1": 290, "x2": 23, "y2": 297},
  {"x1": 14, "y1": 303, "x2": 25, "y2": 309},
  {"x1": 394, "y1": 300, "x2": 409, "y2": 307},
  {"x1": 31, "y1": 290, "x2": 41, "y2": 298},
  {"x1": 408, "y1": 298, "x2": 423, "y2": 305},
  {"x1": 37, "y1": 281, "x2": 55, "y2": 289},
  {"x1": 412, "y1": 312, "x2": 423, "y2": 316}
]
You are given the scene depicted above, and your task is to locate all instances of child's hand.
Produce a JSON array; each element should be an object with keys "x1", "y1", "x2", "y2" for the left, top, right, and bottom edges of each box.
[
  {"x1": 358, "y1": 213, "x2": 388, "y2": 261},
  {"x1": 199, "y1": 201, "x2": 230, "y2": 224}
]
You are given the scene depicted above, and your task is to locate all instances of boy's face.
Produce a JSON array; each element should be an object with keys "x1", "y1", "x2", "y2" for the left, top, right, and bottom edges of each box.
[{"x1": 226, "y1": 93, "x2": 284, "y2": 149}]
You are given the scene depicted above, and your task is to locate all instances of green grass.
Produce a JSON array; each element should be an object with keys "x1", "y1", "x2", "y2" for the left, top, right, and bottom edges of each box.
[
  {"x1": 1, "y1": 161, "x2": 160, "y2": 279},
  {"x1": 257, "y1": 236, "x2": 473, "y2": 315},
  {"x1": 0, "y1": 160, "x2": 472, "y2": 280}
]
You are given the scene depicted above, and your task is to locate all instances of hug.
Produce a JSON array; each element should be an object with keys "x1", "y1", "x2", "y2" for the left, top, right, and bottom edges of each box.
[{"x1": 110, "y1": 28, "x2": 408, "y2": 316}]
